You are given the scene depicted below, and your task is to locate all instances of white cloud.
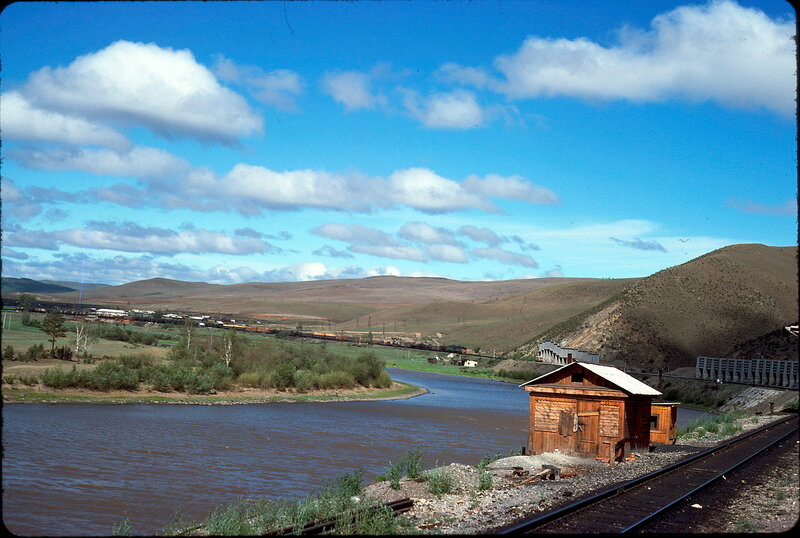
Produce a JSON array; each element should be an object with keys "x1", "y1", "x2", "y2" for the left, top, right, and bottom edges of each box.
[
  {"x1": 457, "y1": 225, "x2": 504, "y2": 246},
  {"x1": 403, "y1": 89, "x2": 485, "y2": 129},
  {"x1": 312, "y1": 223, "x2": 397, "y2": 246},
  {"x1": 213, "y1": 55, "x2": 304, "y2": 111},
  {"x1": 455, "y1": 0, "x2": 795, "y2": 117},
  {"x1": 23, "y1": 40, "x2": 263, "y2": 142},
  {"x1": 349, "y1": 244, "x2": 427, "y2": 262},
  {"x1": 1, "y1": 178, "x2": 43, "y2": 221},
  {"x1": 424, "y1": 244, "x2": 468, "y2": 263},
  {"x1": 398, "y1": 221, "x2": 461, "y2": 245},
  {"x1": 462, "y1": 174, "x2": 560, "y2": 205},
  {"x1": 221, "y1": 164, "x2": 384, "y2": 213},
  {"x1": 472, "y1": 247, "x2": 538, "y2": 268},
  {"x1": 388, "y1": 168, "x2": 494, "y2": 213},
  {"x1": 4, "y1": 221, "x2": 277, "y2": 256},
  {"x1": 12, "y1": 146, "x2": 191, "y2": 181},
  {"x1": 323, "y1": 70, "x2": 386, "y2": 111},
  {"x1": 610, "y1": 237, "x2": 668, "y2": 252},
  {"x1": 1, "y1": 91, "x2": 131, "y2": 151}
]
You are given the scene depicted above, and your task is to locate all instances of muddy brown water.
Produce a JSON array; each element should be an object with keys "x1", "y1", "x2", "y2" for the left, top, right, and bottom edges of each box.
[{"x1": 1, "y1": 369, "x2": 712, "y2": 536}]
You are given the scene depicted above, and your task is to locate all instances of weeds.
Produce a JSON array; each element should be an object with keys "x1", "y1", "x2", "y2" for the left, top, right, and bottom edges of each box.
[
  {"x1": 376, "y1": 447, "x2": 423, "y2": 489},
  {"x1": 111, "y1": 516, "x2": 133, "y2": 536},
  {"x1": 175, "y1": 470, "x2": 402, "y2": 535},
  {"x1": 425, "y1": 467, "x2": 454, "y2": 497}
]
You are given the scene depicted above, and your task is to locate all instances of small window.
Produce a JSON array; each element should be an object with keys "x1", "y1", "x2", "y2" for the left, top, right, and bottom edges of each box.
[
  {"x1": 650, "y1": 415, "x2": 659, "y2": 430},
  {"x1": 571, "y1": 372, "x2": 584, "y2": 383}
]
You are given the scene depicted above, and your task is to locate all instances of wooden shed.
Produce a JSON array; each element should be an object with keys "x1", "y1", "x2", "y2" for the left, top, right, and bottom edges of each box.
[
  {"x1": 650, "y1": 402, "x2": 679, "y2": 444},
  {"x1": 520, "y1": 362, "x2": 662, "y2": 464}
]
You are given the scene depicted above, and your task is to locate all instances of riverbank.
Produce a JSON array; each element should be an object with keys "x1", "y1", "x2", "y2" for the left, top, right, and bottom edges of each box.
[{"x1": 1, "y1": 380, "x2": 426, "y2": 405}]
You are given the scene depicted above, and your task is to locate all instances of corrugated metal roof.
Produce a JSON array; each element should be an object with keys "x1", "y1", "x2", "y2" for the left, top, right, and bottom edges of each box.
[{"x1": 519, "y1": 361, "x2": 662, "y2": 396}]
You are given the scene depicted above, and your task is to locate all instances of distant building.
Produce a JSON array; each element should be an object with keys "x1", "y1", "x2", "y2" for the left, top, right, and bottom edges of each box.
[
  {"x1": 463, "y1": 359, "x2": 478, "y2": 368},
  {"x1": 537, "y1": 341, "x2": 600, "y2": 365},
  {"x1": 695, "y1": 356, "x2": 798, "y2": 388},
  {"x1": 95, "y1": 308, "x2": 127, "y2": 317}
]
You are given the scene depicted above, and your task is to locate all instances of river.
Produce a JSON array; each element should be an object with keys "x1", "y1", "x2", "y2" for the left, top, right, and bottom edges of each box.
[{"x1": 1, "y1": 368, "x2": 712, "y2": 536}]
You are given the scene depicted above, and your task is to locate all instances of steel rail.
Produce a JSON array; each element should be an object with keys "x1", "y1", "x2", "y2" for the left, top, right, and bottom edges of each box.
[
  {"x1": 498, "y1": 415, "x2": 798, "y2": 534},
  {"x1": 619, "y1": 418, "x2": 798, "y2": 533},
  {"x1": 263, "y1": 497, "x2": 413, "y2": 536}
]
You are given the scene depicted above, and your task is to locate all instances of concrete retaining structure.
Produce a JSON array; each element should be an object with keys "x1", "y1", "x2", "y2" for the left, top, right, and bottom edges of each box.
[{"x1": 695, "y1": 356, "x2": 798, "y2": 388}]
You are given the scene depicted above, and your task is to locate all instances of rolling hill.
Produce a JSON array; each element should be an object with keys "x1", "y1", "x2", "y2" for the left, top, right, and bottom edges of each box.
[
  {"x1": 514, "y1": 244, "x2": 798, "y2": 370},
  {"x1": 10, "y1": 243, "x2": 796, "y2": 364},
  {"x1": 1, "y1": 277, "x2": 76, "y2": 294}
]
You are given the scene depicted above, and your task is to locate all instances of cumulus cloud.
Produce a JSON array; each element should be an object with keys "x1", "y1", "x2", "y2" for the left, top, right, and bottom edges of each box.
[
  {"x1": 388, "y1": 168, "x2": 494, "y2": 213},
  {"x1": 313, "y1": 245, "x2": 355, "y2": 259},
  {"x1": 2, "y1": 228, "x2": 61, "y2": 250},
  {"x1": 398, "y1": 221, "x2": 461, "y2": 245},
  {"x1": 457, "y1": 225, "x2": 504, "y2": 246},
  {"x1": 472, "y1": 247, "x2": 538, "y2": 268},
  {"x1": 6, "y1": 147, "x2": 558, "y2": 216},
  {"x1": 3, "y1": 221, "x2": 278, "y2": 256},
  {"x1": 349, "y1": 244, "x2": 427, "y2": 262},
  {"x1": 402, "y1": 89, "x2": 485, "y2": 129},
  {"x1": 446, "y1": 0, "x2": 795, "y2": 117},
  {"x1": 610, "y1": 237, "x2": 668, "y2": 252},
  {"x1": 22, "y1": 40, "x2": 263, "y2": 143},
  {"x1": 1, "y1": 178, "x2": 44, "y2": 221},
  {"x1": 726, "y1": 197, "x2": 797, "y2": 216},
  {"x1": 213, "y1": 55, "x2": 304, "y2": 111},
  {"x1": 511, "y1": 235, "x2": 540, "y2": 251},
  {"x1": 424, "y1": 244, "x2": 468, "y2": 263},
  {"x1": 312, "y1": 223, "x2": 398, "y2": 246},
  {"x1": 11, "y1": 145, "x2": 191, "y2": 181},
  {"x1": 221, "y1": 164, "x2": 385, "y2": 213},
  {"x1": 323, "y1": 70, "x2": 386, "y2": 111},
  {"x1": 1, "y1": 91, "x2": 131, "y2": 151},
  {"x1": 462, "y1": 174, "x2": 560, "y2": 205}
]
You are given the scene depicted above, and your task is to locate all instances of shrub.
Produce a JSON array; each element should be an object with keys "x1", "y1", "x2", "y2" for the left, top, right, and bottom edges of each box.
[
  {"x1": 376, "y1": 459, "x2": 404, "y2": 490},
  {"x1": 22, "y1": 343, "x2": 47, "y2": 362},
  {"x1": 316, "y1": 371, "x2": 355, "y2": 390},
  {"x1": 3, "y1": 345, "x2": 15, "y2": 361},
  {"x1": 53, "y1": 346, "x2": 73, "y2": 361},
  {"x1": 425, "y1": 467, "x2": 454, "y2": 497},
  {"x1": 477, "y1": 468, "x2": 493, "y2": 491},
  {"x1": 399, "y1": 447, "x2": 423, "y2": 479}
]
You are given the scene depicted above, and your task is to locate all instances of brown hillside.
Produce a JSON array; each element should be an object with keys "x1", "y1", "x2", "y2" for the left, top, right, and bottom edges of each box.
[{"x1": 517, "y1": 244, "x2": 798, "y2": 371}]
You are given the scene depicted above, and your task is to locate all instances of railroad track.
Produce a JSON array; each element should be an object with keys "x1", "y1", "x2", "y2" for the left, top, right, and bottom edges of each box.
[
  {"x1": 262, "y1": 497, "x2": 413, "y2": 536},
  {"x1": 498, "y1": 414, "x2": 799, "y2": 534}
]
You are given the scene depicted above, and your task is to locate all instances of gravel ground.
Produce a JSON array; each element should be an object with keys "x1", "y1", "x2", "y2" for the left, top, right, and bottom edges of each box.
[{"x1": 364, "y1": 413, "x2": 798, "y2": 534}]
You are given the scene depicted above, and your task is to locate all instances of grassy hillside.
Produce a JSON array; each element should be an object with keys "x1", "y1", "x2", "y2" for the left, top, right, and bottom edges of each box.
[
  {"x1": 516, "y1": 244, "x2": 798, "y2": 371},
  {"x1": 1, "y1": 277, "x2": 76, "y2": 294}
]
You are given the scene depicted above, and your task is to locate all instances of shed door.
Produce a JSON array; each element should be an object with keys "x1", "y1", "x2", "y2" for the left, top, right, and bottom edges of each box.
[{"x1": 576, "y1": 400, "x2": 601, "y2": 456}]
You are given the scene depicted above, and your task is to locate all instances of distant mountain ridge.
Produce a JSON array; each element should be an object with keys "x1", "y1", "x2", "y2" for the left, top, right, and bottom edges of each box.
[
  {"x1": 7, "y1": 243, "x2": 796, "y2": 368},
  {"x1": 515, "y1": 244, "x2": 798, "y2": 370},
  {"x1": 1, "y1": 277, "x2": 76, "y2": 294}
]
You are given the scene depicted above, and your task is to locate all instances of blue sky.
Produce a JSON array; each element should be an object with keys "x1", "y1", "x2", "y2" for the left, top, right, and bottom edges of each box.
[{"x1": 1, "y1": 0, "x2": 796, "y2": 285}]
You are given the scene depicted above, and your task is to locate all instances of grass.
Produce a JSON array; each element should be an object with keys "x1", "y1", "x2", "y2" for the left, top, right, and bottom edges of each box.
[
  {"x1": 375, "y1": 447, "x2": 423, "y2": 490},
  {"x1": 158, "y1": 470, "x2": 405, "y2": 536},
  {"x1": 676, "y1": 409, "x2": 750, "y2": 440},
  {"x1": 425, "y1": 467, "x2": 454, "y2": 498},
  {"x1": 1, "y1": 380, "x2": 422, "y2": 404}
]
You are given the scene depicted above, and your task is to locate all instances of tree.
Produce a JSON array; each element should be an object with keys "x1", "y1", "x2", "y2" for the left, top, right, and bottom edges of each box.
[
  {"x1": 73, "y1": 321, "x2": 96, "y2": 357},
  {"x1": 18, "y1": 293, "x2": 36, "y2": 311},
  {"x1": 39, "y1": 312, "x2": 67, "y2": 358},
  {"x1": 219, "y1": 328, "x2": 242, "y2": 368}
]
